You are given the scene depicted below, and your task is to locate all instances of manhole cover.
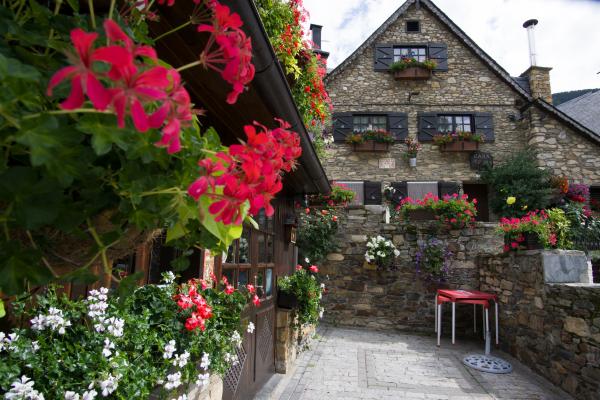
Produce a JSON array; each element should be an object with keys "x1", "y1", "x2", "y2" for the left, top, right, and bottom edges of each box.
[{"x1": 463, "y1": 354, "x2": 512, "y2": 374}]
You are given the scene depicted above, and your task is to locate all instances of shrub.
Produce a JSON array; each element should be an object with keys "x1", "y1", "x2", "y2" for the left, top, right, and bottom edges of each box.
[
  {"x1": 480, "y1": 150, "x2": 554, "y2": 217},
  {"x1": 277, "y1": 265, "x2": 324, "y2": 327},
  {"x1": 296, "y1": 208, "x2": 339, "y2": 264}
]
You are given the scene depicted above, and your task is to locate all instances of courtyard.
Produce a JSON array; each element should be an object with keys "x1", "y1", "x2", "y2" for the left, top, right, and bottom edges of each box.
[{"x1": 258, "y1": 326, "x2": 572, "y2": 400}]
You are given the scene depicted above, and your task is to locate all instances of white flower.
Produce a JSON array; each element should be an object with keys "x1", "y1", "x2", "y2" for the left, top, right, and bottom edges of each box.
[
  {"x1": 195, "y1": 372, "x2": 210, "y2": 388},
  {"x1": 5, "y1": 375, "x2": 44, "y2": 400},
  {"x1": 99, "y1": 375, "x2": 118, "y2": 397},
  {"x1": 31, "y1": 341, "x2": 40, "y2": 352},
  {"x1": 30, "y1": 308, "x2": 71, "y2": 335},
  {"x1": 0, "y1": 332, "x2": 5, "y2": 352},
  {"x1": 82, "y1": 389, "x2": 97, "y2": 400},
  {"x1": 231, "y1": 331, "x2": 242, "y2": 346},
  {"x1": 172, "y1": 395, "x2": 188, "y2": 400},
  {"x1": 164, "y1": 372, "x2": 182, "y2": 390},
  {"x1": 393, "y1": 249, "x2": 400, "y2": 257},
  {"x1": 86, "y1": 288, "x2": 109, "y2": 320},
  {"x1": 64, "y1": 391, "x2": 80, "y2": 400},
  {"x1": 320, "y1": 283, "x2": 325, "y2": 289},
  {"x1": 163, "y1": 340, "x2": 176, "y2": 359},
  {"x1": 102, "y1": 339, "x2": 115, "y2": 358},
  {"x1": 162, "y1": 271, "x2": 176, "y2": 284},
  {"x1": 319, "y1": 307, "x2": 324, "y2": 319},
  {"x1": 30, "y1": 315, "x2": 45, "y2": 331},
  {"x1": 200, "y1": 352, "x2": 211, "y2": 370},
  {"x1": 304, "y1": 257, "x2": 310, "y2": 263},
  {"x1": 224, "y1": 352, "x2": 238, "y2": 366},
  {"x1": 247, "y1": 322, "x2": 255, "y2": 334},
  {"x1": 172, "y1": 351, "x2": 190, "y2": 368},
  {"x1": 105, "y1": 317, "x2": 124, "y2": 337}
]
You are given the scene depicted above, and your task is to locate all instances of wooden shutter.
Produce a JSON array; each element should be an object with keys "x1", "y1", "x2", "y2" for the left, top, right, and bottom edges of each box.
[
  {"x1": 390, "y1": 181, "x2": 408, "y2": 206},
  {"x1": 332, "y1": 112, "x2": 353, "y2": 142},
  {"x1": 417, "y1": 113, "x2": 438, "y2": 141},
  {"x1": 388, "y1": 113, "x2": 408, "y2": 141},
  {"x1": 428, "y1": 43, "x2": 448, "y2": 71},
  {"x1": 364, "y1": 181, "x2": 382, "y2": 205},
  {"x1": 374, "y1": 44, "x2": 394, "y2": 71},
  {"x1": 438, "y1": 181, "x2": 461, "y2": 197},
  {"x1": 474, "y1": 113, "x2": 495, "y2": 142}
]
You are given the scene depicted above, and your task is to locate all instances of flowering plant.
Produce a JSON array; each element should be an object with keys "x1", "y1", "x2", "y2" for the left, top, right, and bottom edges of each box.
[
  {"x1": 0, "y1": 272, "x2": 253, "y2": 399},
  {"x1": 364, "y1": 235, "x2": 400, "y2": 268},
  {"x1": 415, "y1": 237, "x2": 452, "y2": 281},
  {"x1": 297, "y1": 207, "x2": 339, "y2": 263},
  {"x1": 307, "y1": 182, "x2": 355, "y2": 208},
  {"x1": 397, "y1": 193, "x2": 478, "y2": 230},
  {"x1": 432, "y1": 131, "x2": 483, "y2": 145},
  {"x1": 345, "y1": 130, "x2": 394, "y2": 144},
  {"x1": 566, "y1": 183, "x2": 589, "y2": 203},
  {"x1": 278, "y1": 264, "x2": 324, "y2": 327},
  {"x1": 404, "y1": 137, "x2": 422, "y2": 158},
  {"x1": 390, "y1": 57, "x2": 436, "y2": 72},
  {"x1": 498, "y1": 210, "x2": 549, "y2": 251}
]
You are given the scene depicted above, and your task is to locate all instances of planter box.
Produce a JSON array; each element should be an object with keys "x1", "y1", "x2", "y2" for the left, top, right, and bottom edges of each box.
[
  {"x1": 277, "y1": 290, "x2": 298, "y2": 309},
  {"x1": 392, "y1": 67, "x2": 432, "y2": 81},
  {"x1": 352, "y1": 140, "x2": 390, "y2": 152},
  {"x1": 524, "y1": 232, "x2": 543, "y2": 250},
  {"x1": 407, "y1": 209, "x2": 436, "y2": 221},
  {"x1": 440, "y1": 141, "x2": 479, "y2": 152}
]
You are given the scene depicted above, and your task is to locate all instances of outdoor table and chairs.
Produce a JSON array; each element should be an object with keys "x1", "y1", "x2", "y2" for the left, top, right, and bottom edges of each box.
[{"x1": 435, "y1": 289, "x2": 499, "y2": 347}]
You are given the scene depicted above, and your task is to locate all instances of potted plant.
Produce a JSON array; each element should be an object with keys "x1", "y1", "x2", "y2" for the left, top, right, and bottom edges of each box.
[
  {"x1": 404, "y1": 137, "x2": 422, "y2": 167},
  {"x1": 433, "y1": 131, "x2": 483, "y2": 152},
  {"x1": 277, "y1": 265, "x2": 324, "y2": 326},
  {"x1": 389, "y1": 57, "x2": 436, "y2": 80},
  {"x1": 396, "y1": 192, "x2": 478, "y2": 229},
  {"x1": 345, "y1": 130, "x2": 394, "y2": 152},
  {"x1": 415, "y1": 237, "x2": 453, "y2": 283},
  {"x1": 498, "y1": 210, "x2": 550, "y2": 251},
  {"x1": 364, "y1": 235, "x2": 400, "y2": 269}
]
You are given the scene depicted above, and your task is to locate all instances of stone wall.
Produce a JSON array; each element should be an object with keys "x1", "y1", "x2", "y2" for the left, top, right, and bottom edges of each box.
[
  {"x1": 275, "y1": 309, "x2": 316, "y2": 374},
  {"x1": 480, "y1": 251, "x2": 600, "y2": 400},
  {"x1": 321, "y1": 205, "x2": 503, "y2": 331}
]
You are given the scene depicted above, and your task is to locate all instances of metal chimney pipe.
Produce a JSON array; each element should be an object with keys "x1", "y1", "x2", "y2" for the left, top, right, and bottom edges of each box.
[{"x1": 523, "y1": 19, "x2": 539, "y2": 66}]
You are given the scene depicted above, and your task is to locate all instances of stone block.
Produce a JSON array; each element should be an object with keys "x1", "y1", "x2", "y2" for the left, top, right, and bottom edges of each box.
[
  {"x1": 327, "y1": 253, "x2": 344, "y2": 261},
  {"x1": 542, "y1": 250, "x2": 590, "y2": 283},
  {"x1": 564, "y1": 316, "x2": 591, "y2": 337},
  {"x1": 350, "y1": 234, "x2": 367, "y2": 242}
]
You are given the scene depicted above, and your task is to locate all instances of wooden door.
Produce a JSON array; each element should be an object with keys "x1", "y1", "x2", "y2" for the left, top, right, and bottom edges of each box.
[
  {"x1": 221, "y1": 210, "x2": 276, "y2": 400},
  {"x1": 463, "y1": 183, "x2": 490, "y2": 221}
]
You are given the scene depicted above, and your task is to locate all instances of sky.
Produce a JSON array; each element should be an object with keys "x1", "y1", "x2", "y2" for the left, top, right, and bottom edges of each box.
[{"x1": 303, "y1": 0, "x2": 600, "y2": 93}]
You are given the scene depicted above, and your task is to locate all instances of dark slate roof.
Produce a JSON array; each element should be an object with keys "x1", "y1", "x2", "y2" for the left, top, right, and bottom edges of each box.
[
  {"x1": 512, "y1": 76, "x2": 531, "y2": 95},
  {"x1": 556, "y1": 90, "x2": 600, "y2": 136},
  {"x1": 535, "y1": 98, "x2": 600, "y2": 144},
  {"x1": 325, "y1": 0, "x2": 532, "y2": 101}
]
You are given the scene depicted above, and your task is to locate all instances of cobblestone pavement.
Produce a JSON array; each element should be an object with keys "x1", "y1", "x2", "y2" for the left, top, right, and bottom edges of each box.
[{"x1": 258, "y1": 325, "x2": 572, "y2": 400}]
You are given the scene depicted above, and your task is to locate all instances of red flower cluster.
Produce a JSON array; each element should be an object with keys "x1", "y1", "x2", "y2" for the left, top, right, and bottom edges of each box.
[
  {"x1": 398, "y1": 192, "x2": 478, "y2": 230},
  {"x1": 302, "y1": 52, "x2": 332, "y2": 126},
  {"x1": 187, "y1": 119, "x2": 302, "y2": 224},
  {"x1": 47, "y1": 20, "x2": 193, "y2": 154},
  {"x1": 499, "y1": 210, "x2": 549, "y2": 252},
  {"x1": 176, "y1": 280, "x2": 213, "y2": 331},
  {"x1": 197, "y1": 3, "x2": 255, "y2": 104}
]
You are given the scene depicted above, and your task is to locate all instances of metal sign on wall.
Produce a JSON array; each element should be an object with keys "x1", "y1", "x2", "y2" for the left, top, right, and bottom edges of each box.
[
  {"x1": 379, "y1": 158, "x2": 396, "y2": 169},
  {"x1": 470, "y1": 151, "x2": 493, "y2": 170}
]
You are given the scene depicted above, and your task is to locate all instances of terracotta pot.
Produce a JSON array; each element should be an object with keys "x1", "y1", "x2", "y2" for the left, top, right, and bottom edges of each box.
[
  {"x1": 440, "y1": 141, "x2": 479, "y2": 152},
  {"x1": 352, "y1": 140, "x2": 390, "y2": 152},
  {"x1": 407, "y1": 209, "x2": 436, "y2": 221},
  {"x1": 392, "y1": 67, "x2": 432, "y2": 80}
]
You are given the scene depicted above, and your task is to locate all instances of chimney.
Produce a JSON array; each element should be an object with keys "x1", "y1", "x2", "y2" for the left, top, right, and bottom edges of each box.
[
  {"x1": 520, "y1": 19, "x2": 553, "y2": 103},
  {"x1": 309, "y1": 24, "x2": 329, "y2": 59}
]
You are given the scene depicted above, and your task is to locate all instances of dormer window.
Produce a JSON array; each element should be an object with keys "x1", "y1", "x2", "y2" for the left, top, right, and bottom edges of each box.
[
  {"x1": 393, "y1": 46, "x2": 427, "y2": 62},
  {"x1": 406, "y1": 20, "x2": 420, "y2": 33}
]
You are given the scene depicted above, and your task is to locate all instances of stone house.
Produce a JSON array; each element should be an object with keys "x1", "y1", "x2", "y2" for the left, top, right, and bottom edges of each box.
[{"x1": 322, "y1": 0, "x2": 600, "y2": 219}]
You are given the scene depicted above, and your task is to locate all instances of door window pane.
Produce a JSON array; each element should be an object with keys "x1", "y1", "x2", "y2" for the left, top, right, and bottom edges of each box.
[
  {"x1": 255, "y1": 270, "x2": 265, "y2": 298},
  {"x1": 265, "y1": 268, "x2": 273, "y2": 297},
  {"x1": 239, "y1": 231, "x2": 250, "y2": 264},
  {"x1": 222, "y1": 269, "x2": 235, "y2": 286},
  {"x1": 238, "y1": 269, "x2": 249, "y2": 287},
  {"x1": 257, "y1": 233, "x2": 266, "y2": 263}
]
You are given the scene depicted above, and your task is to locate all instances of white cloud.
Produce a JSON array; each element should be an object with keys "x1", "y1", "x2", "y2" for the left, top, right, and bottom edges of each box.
[{"x1": 303, "y1": 0, "x2": 600, "y2": 92}]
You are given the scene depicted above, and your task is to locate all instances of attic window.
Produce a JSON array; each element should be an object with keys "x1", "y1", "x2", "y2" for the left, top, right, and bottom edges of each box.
[{"x1": 406, "y1": 20, "x2": 420, "y2": 32}]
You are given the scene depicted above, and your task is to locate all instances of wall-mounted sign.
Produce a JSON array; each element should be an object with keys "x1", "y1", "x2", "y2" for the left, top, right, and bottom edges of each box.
[
  {"x1": 379, "y1": 158, "x2": 396, "y2": 169},
  {"x1": 470, "y1": 151, "x2": 493, "y2": 170}
]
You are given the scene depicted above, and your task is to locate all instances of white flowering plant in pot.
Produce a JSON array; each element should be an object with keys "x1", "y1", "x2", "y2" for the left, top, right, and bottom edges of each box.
[
  {"x1": 0, "y1": 272, "x2": 256, "y2": 399},
  {"x1": 364, "y1": 235, "x2": 400, "y2": 268}
]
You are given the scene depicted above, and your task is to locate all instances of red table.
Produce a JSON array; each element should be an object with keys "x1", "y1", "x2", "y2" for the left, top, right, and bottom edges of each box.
[{"x1": 435, "y1": 289, "x2": 499, "y2": 347}]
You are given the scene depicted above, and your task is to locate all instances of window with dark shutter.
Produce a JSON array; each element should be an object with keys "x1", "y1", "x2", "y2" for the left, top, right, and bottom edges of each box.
[
  {"x1": 390, "y1": 182, "x2": 408, "y2": 206},
  {"x1": 332, "y1": 112, "x2": 353, "y2": 142},
  {"x1": 364, "y1": 181, "x2": 382, "y2": 205},
  {"x1": 374, "y1": 44, "x2": 394, "y2": 71},
  {"x1": 387, "y1": 113, "x2": 408, "y2": 141},
  {"x1": 438, "y1": 181, "x2": 461, "y2": 197},
  {"x1": 418, "y1": 113, "x2": 438, "y2": 141},
  {"x1": 474, "y1": 113, "x2": 495, "y2": 142},
  {"x1": 428, "y1": 42, "x2": 448, "y2": 71}
]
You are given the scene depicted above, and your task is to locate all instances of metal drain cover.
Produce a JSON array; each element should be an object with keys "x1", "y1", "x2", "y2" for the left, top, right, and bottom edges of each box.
[{"x1": 463, "y1": 354, "x2": 513, "y2": 374}]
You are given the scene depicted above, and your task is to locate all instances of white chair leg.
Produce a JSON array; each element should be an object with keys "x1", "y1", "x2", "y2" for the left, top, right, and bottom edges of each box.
[
  {"x1": 495, "y1": 302, "x2": 499, "y2": 345},
  {"x1": 485, "y1": 308, "x2": 489, "y2": 336},
  {"x1": 451, "y1": 302, "x2": 456, "y2": 345},
  {"x1": 473, "y1": 304, "x2": 476, "y2": 333},
  {"x1": 437, "y1": 303, "x2": 442, "y2": 347},
  {"x1": 434, "y1": 294, "x2": 438, "y2": 333},
  {"x1": 482, "y1": 305, "x2": 485, "y2": 339}
]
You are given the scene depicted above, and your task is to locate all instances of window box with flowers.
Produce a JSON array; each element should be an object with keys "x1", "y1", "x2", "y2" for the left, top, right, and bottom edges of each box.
[
  {"x1": 433, "y1": 131, "x2": 483, "y2": 152},
  {"x1": 390, "y1": 58, "x2": 436, "y2": 80},
  {"x1": 345, "y1": 130, "x2": 394, "y2": 152}
]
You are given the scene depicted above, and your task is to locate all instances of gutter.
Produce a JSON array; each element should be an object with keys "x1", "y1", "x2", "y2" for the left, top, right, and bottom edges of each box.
[{"x1": 223, "y1": 0, "x2": 331, "y2": 195}]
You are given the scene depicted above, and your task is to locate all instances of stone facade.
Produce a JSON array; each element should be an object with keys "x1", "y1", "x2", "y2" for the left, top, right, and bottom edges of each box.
[
  {"x1": 275, "y1": 309, "x2": 315, "y2": 374},
  {"x1": 323, "y1": 1, "x2": 600, "y2": 195},
  {"x1": 320, "y1": 205, "x2": 503, "y2": 331},
  {"x1": 480, "y1": 251, "x2": 600, "y2": 400}
]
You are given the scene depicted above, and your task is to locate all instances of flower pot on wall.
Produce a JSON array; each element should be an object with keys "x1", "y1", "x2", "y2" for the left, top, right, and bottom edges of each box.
[
  {"x1": 352, "y1": 140, "x2": 390, "y2": 152},
  {"x1": 407, "y1": 209, "x2": 436, "y2": 221},
  {"x1": 392, "y1": 67, "x2": 432, "y2": 81},
  {"x1": 409, "y1": 157, "x2": 417, "y2": 167},
  {"x1": 277, "y1": 290, "x2": 298, "y2": 309},
  {"x1": 440, "y1": 141, "x2": 479, "y2": 152},
  {"x1": 524, "y1": 232, "x2": 543, "y2": 250}
]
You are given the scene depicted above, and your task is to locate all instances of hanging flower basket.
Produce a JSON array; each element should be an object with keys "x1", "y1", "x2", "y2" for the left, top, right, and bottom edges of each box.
[
  {"x1": 353, "y1": 140, "x2": 390, "y2": 152},
  {"x1": 393, "y1": 67, "x2": 432, "y2": 80},
  {"x1": 440, "y1": 141, "x2": 479, "y2": 152}
]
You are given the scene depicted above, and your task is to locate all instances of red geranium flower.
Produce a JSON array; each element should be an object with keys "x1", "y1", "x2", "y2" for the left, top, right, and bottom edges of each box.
[
  {"x1": 252, "y1": 294, "x2": 261, "y2": 306},
  {"x1": 295, "y1": 264, "x2": 303, "y2": 271},
  {"x1": 309, "y1": 265, "x2": 319, "y2": 273}
]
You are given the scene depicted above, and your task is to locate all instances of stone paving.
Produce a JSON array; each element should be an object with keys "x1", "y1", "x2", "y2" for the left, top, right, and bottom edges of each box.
[{"x1": 257, "y1": 325, "x2": 572, "y2": 400}]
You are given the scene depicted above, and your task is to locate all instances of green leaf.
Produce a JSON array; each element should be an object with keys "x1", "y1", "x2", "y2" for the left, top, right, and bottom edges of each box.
[
  {"x1": 58, "y1": 266, "x2": 99, "y2": 285},
  {"x1": 0, "y1": 53, "x2": 41, "y2": 81},
  {"x1": 0, "y1": 241, "x2": 53, "y2": 295},
  {"x1": 0, "y1": 299, "x2": 5, "y2": 318},
  {"x1": 117, "y1": 272, "x2": 144, "y2": 306},
  {"x1": 77, "y1": 114, "x2": 131, "y2": 155},
  {"x1": 65, "y1": 0, "x2": 80, "y2": 12},
  {"x1": 198, "y1": 193, "x2": 246, "y2": 249},
  {"x1": 166, "y1": 201, "x2": 198, "y2": 242}
]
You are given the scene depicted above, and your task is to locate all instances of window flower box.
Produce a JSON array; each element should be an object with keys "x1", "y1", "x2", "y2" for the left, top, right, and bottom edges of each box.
[
  {"x1": 440, "y1": 141, "x2": 479, "y2": 152},
  {"x1": 346, "y1": 130, "x2": 394, "y2": 152},
  {"x1": 353, "y1": 140, "x2": 390, "y2": 152},
  {"x1": 393, "y1": 67, "x2": 432, "y2": 80},
  {"x1": 433, "y1": 131, "x2": 483, "y2": 153},
  {"x1": 407, "y1": 209, "x2": 436, "y2": 221}
]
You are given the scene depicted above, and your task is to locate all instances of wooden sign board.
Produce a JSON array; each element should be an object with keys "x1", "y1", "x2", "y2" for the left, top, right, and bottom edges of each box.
[{"x1": 470, "y1": 151, "x2": 493, "y2": 170}]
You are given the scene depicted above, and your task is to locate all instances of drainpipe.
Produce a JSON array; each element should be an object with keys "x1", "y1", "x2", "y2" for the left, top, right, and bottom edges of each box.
[{"x1": 222, "y1": 0, "x2": 331, "y2": 195}]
